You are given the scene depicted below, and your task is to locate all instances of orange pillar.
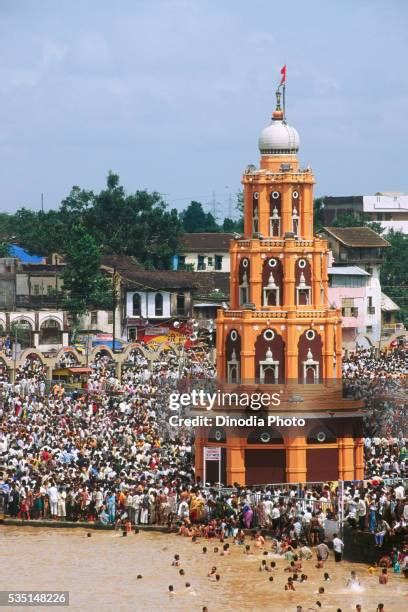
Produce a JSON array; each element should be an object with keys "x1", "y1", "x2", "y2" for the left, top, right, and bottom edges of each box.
[
  {"x1": 286, "y1": 316, "x2": 298, "y2": 380},
  {"x1": 324, "y1": 321, "x2": 335, "y2": 380},
  {"x1": 243, "y1": 185, "x2": 253, "y2": 237},
  {"x1": 302, "y1": 183, "x2": 314, "y2": 238},
  {"x1": 229, "y1": 248, "x2": 238, "y2": 309},
  {"x1": 355, "y1": 438, "x2": 364, "y2": 480},
  {"x1": 258, "y1": 184, "x2": 269, "y2": 237},
  {"x1": 195, "y1": 430, "x2": 205, "y2": 483},
  {"x1": 283, "y1": 251, "x2": 295, "y2": 307},
  {"x1": 286, "y1": 434, "x2": 307, "y2": 483},
  {"x1": 281, "y1": 183, "x2": 292, "y2": 235},
  {"x1": 240, "y1": 313, "x2": 255, "y2": 382},
  {"x1": 312, "y1": 251, "x2": 322, "y2": 308},
  {"x1": 339, "y1": 436, "x2": 355, "y2": 480},
  {"x1": 216, "y1": 311, "x2": 225, "y2": 380},
  {"x1": 226, "y1": 432, "x2": 245, "y2": 486},
  {"x1": 250, "y1": 241, "x2": 262, "y2": 307}
]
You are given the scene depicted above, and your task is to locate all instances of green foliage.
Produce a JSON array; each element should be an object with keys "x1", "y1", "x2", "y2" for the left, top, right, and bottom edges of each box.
[
  {"x1": 8, "y1": 172, "x2": 183, "y2": 269},
  {"x1": 0, "y1": 242, "x2": 10, "y2": 257},
  {"x1": 61, "y1": 224, "x2": 113, "y2": 324},
  {"x1": 313, "y1": 197, "x2": 325, "y2": 232},
  {"x1": 180, "y1": 201, "x2": 219, "y2": 233},
  {"x1": 0, "y1": 213, "x2": 13, "y2": 239},
  {"x1": 380, "y1": 230, "x2": 408, "y2": 324}
]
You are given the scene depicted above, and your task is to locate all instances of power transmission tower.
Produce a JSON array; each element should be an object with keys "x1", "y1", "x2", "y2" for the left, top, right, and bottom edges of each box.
[{"x1": 204, "y1": 190, "x2": 222, "y2": 221}]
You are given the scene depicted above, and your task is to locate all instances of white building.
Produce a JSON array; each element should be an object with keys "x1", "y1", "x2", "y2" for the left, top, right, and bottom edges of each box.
[
  {"x1": 327, "y1": 266, "x2": 382, "y2": 349},
  {"x1": 363, "y1": 193, "x2": 408, "y2": 233},
  {"x1": 174, "y1": 233, "x2": 233, "y2": 272},
  {"x1": 324, "y1": 193, "x2": 408, "y2": 234}
]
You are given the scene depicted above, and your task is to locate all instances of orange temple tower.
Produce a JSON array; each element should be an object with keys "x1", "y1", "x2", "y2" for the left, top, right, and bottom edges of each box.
[{"x1": 194, "y1": 87, "x2": 364, "y2": 486}]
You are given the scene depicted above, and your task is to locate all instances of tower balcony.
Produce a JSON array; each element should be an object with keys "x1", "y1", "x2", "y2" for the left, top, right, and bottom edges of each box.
[
  {"x1": 221, "y1": 308, "x2": 339, "y2": 321},
  {"x1": 242, "y1": 169, "x2": 314, "y2": 185},
  {"x1": 235, "y1": 238, "x2": 322, "y2": 250}
]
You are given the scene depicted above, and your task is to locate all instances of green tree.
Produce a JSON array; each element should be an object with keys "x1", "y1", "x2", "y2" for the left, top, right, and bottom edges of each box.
[
  {"x1": 0, "y1": 242, "x2": 10, "y2": 257},
  {"x1": 86, "y1": 172, "x2": 182, "y2": 268},
  {"x1": 0, "y1": 213, "x2": 13, "y2": 239},
  {"x1": 7, "y1": 172, "x2": 182, "y2": 269},
  {"x1": 11, "y1": 208, "x2": 66, "y2": 255},
  {"x1": 380, "y1": 230, "x2": 408, "y2": 324},
  {"x1": 313, "y1": 197, "x2": 325, "y2": 232},
  {"x1": 61, "y1": 224, "x2": 112, "y2": 326},
  {"x1": 181, "y1": 201, "x2": 212, "y2": 232}
]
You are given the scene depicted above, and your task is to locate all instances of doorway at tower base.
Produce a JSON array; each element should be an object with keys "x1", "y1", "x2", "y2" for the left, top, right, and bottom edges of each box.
[
  {"x1": 306, "y1": 448, "x2": 339, "y2": 482},
  {"x1": 244, "y1": 449, "x2": 286, "y2": 484}
]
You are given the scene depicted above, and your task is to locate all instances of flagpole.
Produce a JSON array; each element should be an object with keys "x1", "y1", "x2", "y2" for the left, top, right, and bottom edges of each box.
[
  {"x1": 282, "y1": 83, "x2": 286, "y2": 121},
  {"x1": 203, "y1": 446, "x2": 206, "y2": 489},
  {"x1": 218, "y1": 450, "x2": 221, "y2": 491}
]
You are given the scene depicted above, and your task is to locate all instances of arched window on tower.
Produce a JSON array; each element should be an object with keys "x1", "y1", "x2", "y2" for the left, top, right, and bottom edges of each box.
[
  {"x1": 155, "y1": 293, "x2": 163, "y2": 316},
  {"x1": 132, "y1": 294, "x2": 141, "y2": 317},
  {"x1": 263, "y1": 271, "x2": 280, "y2": 306},
  {"x1": 239, "y1": 271, "x2": 249, "y2": 305},
  {"x1": 227, "y1": 348, "x2": 240, "y2": 383},
  {"x1": 259, "y1": 347, "x2": 279, "y2": 383},
  {"x1": 292, "y1": 206, "x2": 300, "y2": 235},
  {"x1": 303, "y1": 348, "x2": 319, "y2": 383},
  {"x1": 296, "y1": 273, "x2": 311, "y2": 305},
  {"x1": 292, "y1": 189, "x2": 300, "y2": 236},
  {"x1": 252, "y1": 198, "x2": 259, "y2": 234},
  {"x1": 295, "y1": 259, "x2": 311, "y2": 306},
  {"x1": 270, "y1": 191, "x2": 281, "y2": 237}
]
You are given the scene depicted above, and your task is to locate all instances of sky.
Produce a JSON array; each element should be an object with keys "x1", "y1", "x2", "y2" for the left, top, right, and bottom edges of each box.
[{"x1": 0, "y1": 0, "x2": 407, "y2": 218}]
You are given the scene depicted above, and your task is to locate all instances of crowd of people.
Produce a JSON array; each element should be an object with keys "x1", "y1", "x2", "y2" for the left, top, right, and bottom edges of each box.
[
  {"x1": 0, "y1": 344, "x2": 406, "y2": 564},
  {"x1": 343, "y1": 346, "x2": 407, "y2": 438}
]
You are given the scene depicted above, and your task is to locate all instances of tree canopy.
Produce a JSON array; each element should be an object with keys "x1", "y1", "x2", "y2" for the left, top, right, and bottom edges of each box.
[
  {"x1": 61, "y1": 223, "x2": 112, "y2": 325},
  {"x1": 9, "y1": 172, "x2": 183, "y2": 269},
  {"x1": 379, "y1": 230, "x2": 408, "y2": 324}
]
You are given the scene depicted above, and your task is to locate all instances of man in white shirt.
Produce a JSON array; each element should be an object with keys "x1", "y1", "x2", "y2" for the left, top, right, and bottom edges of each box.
[
  {"x1": 332, "y1": 533, "x2": 344, "y2": 562},
  {"x1": 47, "y1": 482, "x2": 59, "y2": 519}
]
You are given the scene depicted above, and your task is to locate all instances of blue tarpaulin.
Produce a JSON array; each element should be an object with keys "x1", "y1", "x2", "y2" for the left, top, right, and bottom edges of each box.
[{"x1": 9, "y1": 244, "x2": 44, "y2": 263}]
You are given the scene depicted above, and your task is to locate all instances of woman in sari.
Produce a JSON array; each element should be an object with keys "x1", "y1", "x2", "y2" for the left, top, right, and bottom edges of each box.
[
  {"x1": 106, "y1": 491, "x2": 116, "y2": 524},
  {"x1": 189, "y1": 492, "x2": 205, "y2": 524},
  {"x1": 242, "y1": 501, "x2": 253, "y2": 529}
]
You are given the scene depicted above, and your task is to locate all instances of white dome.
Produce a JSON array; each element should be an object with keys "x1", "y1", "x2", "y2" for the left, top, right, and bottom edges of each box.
[{"x1": 258, "y1": 118, "x2": 300, "y2": 155}]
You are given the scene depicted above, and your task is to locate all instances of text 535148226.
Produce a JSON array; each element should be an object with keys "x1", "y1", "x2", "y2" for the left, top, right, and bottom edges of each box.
[{"x1": 0, "y1": 592, "x2": 69, "y2": 607}]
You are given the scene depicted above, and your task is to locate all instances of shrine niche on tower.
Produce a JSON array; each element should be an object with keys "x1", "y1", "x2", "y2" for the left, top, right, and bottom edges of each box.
[{"x1": 194, "y1": 81, "x2": 364, "y2": 486}]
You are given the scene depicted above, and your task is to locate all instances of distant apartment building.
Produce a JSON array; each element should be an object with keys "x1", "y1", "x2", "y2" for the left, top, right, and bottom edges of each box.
[
  {"x1": 320, "y1": 227, "x2": 390, "y2": 349},
  {"x1": 324, "y1": 193, "x2": 408, "y2": 234},
  {"x1": 173, "y1": 233, "x2": 233, "y2": 272}
]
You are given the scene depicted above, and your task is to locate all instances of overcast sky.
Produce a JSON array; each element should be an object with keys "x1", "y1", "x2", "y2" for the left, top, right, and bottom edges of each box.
[{"x1": 0, "y1": 0, "x2": 407, "y2": 217}]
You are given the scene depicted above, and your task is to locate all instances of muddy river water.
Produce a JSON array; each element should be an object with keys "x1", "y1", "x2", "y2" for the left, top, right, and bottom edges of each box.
[{"x1": 0, "y1": 527, "x2": 406, "y2": 611}]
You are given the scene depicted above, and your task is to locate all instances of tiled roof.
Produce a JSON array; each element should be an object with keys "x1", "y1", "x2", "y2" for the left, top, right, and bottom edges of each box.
[
  {"x1": 180, "y1": 233, "x2": 234, "y2": 252},
  {"x1": 102, "y1": 254, "x2": 230, "y2": 295},
  {"x1": 322, "y1": 227, "x2": 390, "y2": 248},
  {"x1": 101, "y1": 255, "x2": 144, "y2": 271}
]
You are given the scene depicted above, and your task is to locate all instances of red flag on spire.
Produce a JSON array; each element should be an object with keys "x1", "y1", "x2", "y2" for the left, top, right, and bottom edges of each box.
[{"x1": 280, "y1": 64, "x2": 286, "y2": 86}]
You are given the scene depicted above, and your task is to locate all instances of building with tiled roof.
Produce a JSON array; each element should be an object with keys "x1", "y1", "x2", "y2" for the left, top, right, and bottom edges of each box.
[
  {"x1": 174, "y1": 232, "x2": 235, "y2": 272},
  {"x1": 320, "y1": 227, "x2": 391, "y2": 349}
]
